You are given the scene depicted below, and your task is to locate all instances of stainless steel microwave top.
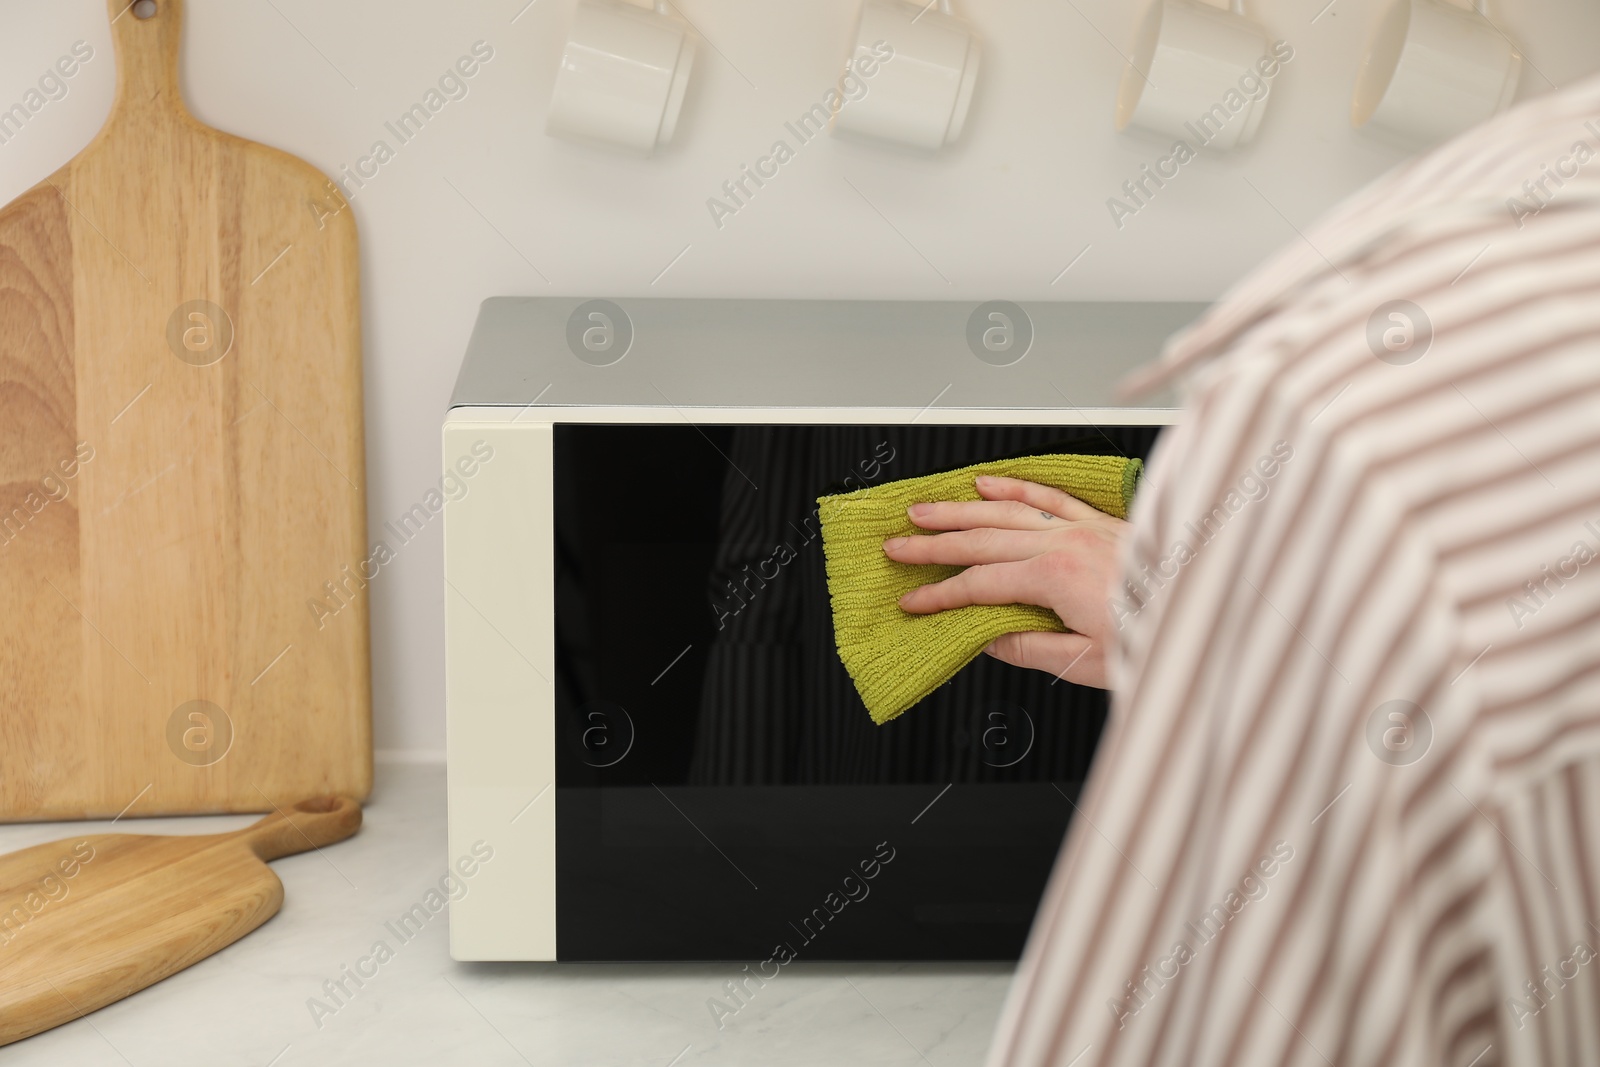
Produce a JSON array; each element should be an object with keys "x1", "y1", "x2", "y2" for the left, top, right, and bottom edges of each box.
[{"x1": 449, "y1": 297, "x2": 1203, "y2": 411}]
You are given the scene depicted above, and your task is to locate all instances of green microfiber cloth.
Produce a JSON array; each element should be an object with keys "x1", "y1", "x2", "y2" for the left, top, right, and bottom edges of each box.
[{"x1": 818, "y1": 454, "x2": 1141, "y2": 725}]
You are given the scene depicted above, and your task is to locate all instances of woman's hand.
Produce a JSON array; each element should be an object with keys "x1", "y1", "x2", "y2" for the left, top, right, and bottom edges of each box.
[{"x1": 882, "y1": 475, "x2": 1129, "y2": 689}]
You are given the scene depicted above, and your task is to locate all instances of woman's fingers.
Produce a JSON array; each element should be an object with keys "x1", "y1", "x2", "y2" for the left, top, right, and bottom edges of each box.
[
  {"x1": 883, "y1": 527, "x2": 1049, "y2": 566},
  {"x1": 907, "y1": 498, "x2": 1067, "y2": 532},
  {"x1": 906, "y1": 476, "x2": 1108, "y2": 530},
  {"x1": 983, "y1": 631, "x2": 1102, "y2": 688},
  {"x1": 974, "y1": 475, "x2": 1103, "y2": 522},
  {"x1": 898, "y1": 559, "x2": 1044, "y2": 614}
]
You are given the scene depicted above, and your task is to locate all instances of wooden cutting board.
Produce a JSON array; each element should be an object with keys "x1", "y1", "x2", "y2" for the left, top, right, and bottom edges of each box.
[
  {"x1": 0, "y1": 795, "x2": 362, "y2": 1046},
  {"x1": 0, "y1": 0, "x2": 371, "y2": 820}
]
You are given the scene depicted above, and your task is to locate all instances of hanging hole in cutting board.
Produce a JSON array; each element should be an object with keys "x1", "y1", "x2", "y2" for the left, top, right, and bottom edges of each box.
[{"x1": 133, "y1": 0, "x2": 158, "y2": 19}]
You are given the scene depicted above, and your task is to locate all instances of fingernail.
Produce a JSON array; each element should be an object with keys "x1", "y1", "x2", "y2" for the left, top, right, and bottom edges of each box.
[
  {"x1": 908, "y1": 503, "x2": 929, "y2": 518},
  {"x1": 883, "y1": 537, "x2": 906, "y2": 552},
  {"x1": 975, "y1": 475, "x2": 993, "y2": 486}
]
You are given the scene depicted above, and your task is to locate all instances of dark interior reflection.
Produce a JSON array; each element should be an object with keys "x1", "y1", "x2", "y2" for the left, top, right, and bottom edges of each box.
[
  {"x1": 552, "y1": 423, "x2": 1161, "y2": 961},
  {"x1": 555, "y1": 424, "x2": 1160, "y2": 787}
]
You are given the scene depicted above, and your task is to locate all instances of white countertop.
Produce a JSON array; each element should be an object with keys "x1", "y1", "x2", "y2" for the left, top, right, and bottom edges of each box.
[{"x1": 0, "y1": 762, "x2": 1015, "y2": 1066}]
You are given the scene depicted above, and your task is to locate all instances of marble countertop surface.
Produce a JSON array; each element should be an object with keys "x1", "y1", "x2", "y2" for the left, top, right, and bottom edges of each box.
[{"x1": 0, "y1": 762, "x2": 1015, "y2": 1066}]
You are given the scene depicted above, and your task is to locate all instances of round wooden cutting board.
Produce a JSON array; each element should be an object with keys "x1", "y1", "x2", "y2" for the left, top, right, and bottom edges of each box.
[{"x1": 0, "y1": 795, "x2": 364, "y2": 1046}]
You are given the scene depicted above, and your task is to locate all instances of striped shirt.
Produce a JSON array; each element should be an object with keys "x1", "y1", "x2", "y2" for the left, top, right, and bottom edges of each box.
[{"x1": 988, "y1": 76, "x2": 1600, "y2": 1067}]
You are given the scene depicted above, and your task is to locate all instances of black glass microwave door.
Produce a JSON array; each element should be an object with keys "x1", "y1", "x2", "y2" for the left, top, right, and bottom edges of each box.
[{"x1": 552, "y1": 423, "x2": 1160, "y2": 961}]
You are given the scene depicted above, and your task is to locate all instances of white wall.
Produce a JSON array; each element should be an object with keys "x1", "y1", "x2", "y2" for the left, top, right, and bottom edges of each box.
[{"x1": 3, "y1": 0, "x2": 1595, "y2": 757}]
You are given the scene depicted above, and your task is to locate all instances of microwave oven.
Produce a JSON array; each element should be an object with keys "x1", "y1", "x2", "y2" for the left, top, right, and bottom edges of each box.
[{"x1": 442, "y1": 297, "x2": 1197, "y2": 962}]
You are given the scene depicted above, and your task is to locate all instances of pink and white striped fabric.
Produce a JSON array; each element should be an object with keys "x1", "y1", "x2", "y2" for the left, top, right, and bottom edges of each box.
[{"x1": 988, "y1": 77, "x2": 1600, "y2": 1067}]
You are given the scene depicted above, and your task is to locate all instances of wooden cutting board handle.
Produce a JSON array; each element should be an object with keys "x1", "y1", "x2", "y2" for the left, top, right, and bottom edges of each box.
[
  {"x1": 230, "y1": 795, "x2": 363, "y2": 862},
  {"x1": 108, "y1": 0, "x2": 188, "y2": 119}
]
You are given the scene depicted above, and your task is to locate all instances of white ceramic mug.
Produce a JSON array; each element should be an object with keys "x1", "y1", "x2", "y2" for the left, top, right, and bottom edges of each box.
[
  {"x1": 1115, "y1": 0, "x2": 1273, "y2": 151},
  {"x1": 1351, "y1": 0, "x2": 1520, "y2": 147},
  {"x1": 546, "y1": 0, "x2": 696, "y2": 153},
  {"x1": 832, "y1": 0, "x2": 981, "y2": 150}
]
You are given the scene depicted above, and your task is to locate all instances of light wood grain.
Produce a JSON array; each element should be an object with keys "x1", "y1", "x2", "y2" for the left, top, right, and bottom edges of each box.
[
  {"x1": 0, "y1": 795, "x2": 362, "y2": 1046},
  {"x1": 0, "y1": 0, "x2": 371, "y2": 820}
]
